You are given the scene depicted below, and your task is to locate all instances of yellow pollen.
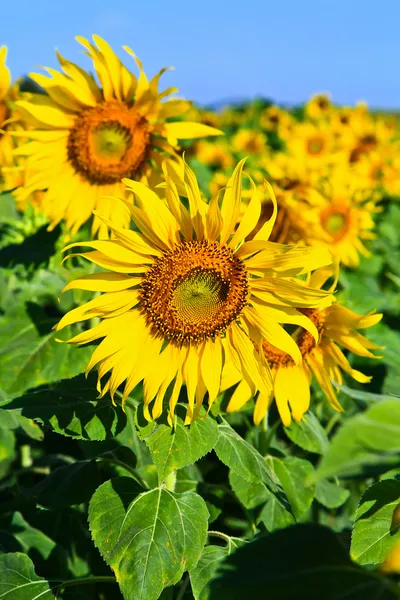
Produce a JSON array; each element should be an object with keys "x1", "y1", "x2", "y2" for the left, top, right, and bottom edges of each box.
[
  {"x1": 67, "y1": 101, "x2": 150, "y2": 184},
  {"x1": 262, "y1": 309, "x2": 325, "y2": 367},
  {"x1": 139, "y1": 240, "x2": 249, "y2": 345}
]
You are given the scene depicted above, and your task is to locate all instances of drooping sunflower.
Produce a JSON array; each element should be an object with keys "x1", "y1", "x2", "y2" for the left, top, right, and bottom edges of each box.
[
  {"x1": 56, "y1": 159, "x2": 333, "y2": 425},
  {"x1": 13, "y1": 35, "x2": 222, "y2": 238},
  {"x1": 223, "y1": 265, "x2": 382, "y2": 426}
]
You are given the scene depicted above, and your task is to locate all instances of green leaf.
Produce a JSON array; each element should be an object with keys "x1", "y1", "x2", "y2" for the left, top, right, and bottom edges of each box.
[
  {"x1": 283, "y1": 411, "x2": 329, "y2": 454},
  {"x1": 89, "y1": 477, "x2": 209, "y2": 600},
  {"x1": 136, "y1": 405, "x2": 219, "y2": 483},
  {"x1": 22, "y1": 460, "x2": 101, "y2": 508},
  {"x1": 229, "y1": 470, "x2": 269, "y2": 509},
  {"x1": 208, "y1": 525, "x2": 398, "y2": 600},
  {"x1": 190, "y1": 545, "x2": 230, "y2": 600},
  {"x1": 214, "y1": 418, "x2": 287, "y2": 508},
  {"x1": 351, "y1": 479, "x2": 400, "y2": 565},
  {"x1": 0, "y1": 553, "x2": 55, "y2": 599},
  {"x1": 0, "y1": 512, "x2": 56, "y2": 559},
  {"x1": 334, "y1": 384, "x2": 394, "y2": 404},
  {"x1": 257, "y1": 493, "x2": 295, "y2": 531},
  {"x1": 2, "y1": 373, "x2": 126, "y2": 440},
  {"x1": 267, "y1": 457, "x2": 316, "y2": 520},
  {"x1": 0, "y1": 407, "x2": 44, "y2": 440},
  {"x1": 0, "y1": 428, "x2": 16, "y2": 479},
  {"x1": 175, "y1": 464, "x2": 203, "y2": 493},
  {"x1": 315, "y1": 480, "x2": 350, "y2": 509},
  {"x1": 315, "y1": 400, "x2": 400, "y2": 481},
  {"x1": 0, "y1": 306, "x2": 92, "y2": 397}
]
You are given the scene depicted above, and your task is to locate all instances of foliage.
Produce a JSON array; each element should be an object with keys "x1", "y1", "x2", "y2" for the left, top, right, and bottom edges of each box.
[{"x1": 1, "y1": 92, "x2": 400, "y2": 600}]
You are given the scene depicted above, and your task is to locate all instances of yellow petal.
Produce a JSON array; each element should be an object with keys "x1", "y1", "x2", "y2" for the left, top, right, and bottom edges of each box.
[
  {"x1": 227, "y1": 380, "x2": 253, "y2": 413},
  {"x1": 245, "y1": 307, "x2": 302, "y2": 365},
  {"x1": 61, "y1": 272, "x2": 139, "y2": 294},
  {"x1": 220, "y1": 158, "x2": 247, "y2": 244},
  {"x1": 229, "y1": 179, "x2": 261, "y2": 249},
  {"x1": 253, "y1": 181, "x2": 278, "y2": 241},
  {"x1": 164, "y1": 121, "x2": 223, "y2": 142}
]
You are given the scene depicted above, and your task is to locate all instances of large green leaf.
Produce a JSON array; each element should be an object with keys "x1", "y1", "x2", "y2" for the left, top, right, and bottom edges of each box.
[
  {"x1": 0, "y1": 512, "x2": 56, "y2": 559},
  {"x1": 89, "y1": 477, "x2": 209, "y2": 600},
  {"x1": 22, "y1": 459, "x2": 101, "y2": 508},
  {"x1": 283, "y1": 411, "x2": 329, "y2": 454},
  {"x1": 214, "y1": 418, "x2": 287, "y2": 508},
  {"x1": 315, "y1": 400, "x2": 400, "y2": 480},
  {"x1": 0, "y1": 553, "x2": 55, "y2": 599},
  {"x1": 0, "y1": 305, "x2": 93, "y2": 397},
  {"x1": 0, "y1": 428, "x2": 16, "y2": 480},
  {"x1": 208, "y1": 525, "x2": 398, "y2": 600},
  {"x1": 2, "y1": 373, "x2": 126, "y2": 440},
  {"x1": 136, "y1": 405, "x2": 219, "y2": 483},
  {"x1": 351, "y1": 479, "x2": 400, "y2": 565},
  {"x1": 315, "y1": 480, "x2": 350, "y2": 510},
  {"x1": 0, "y1": 406, "x2": 43, "y2": 441},
  {"x1": 229, "y1": 470, "x2": 269, "y2": 509},
  {"x1": 190, "y1": 546, "x2": 230, "y2": 600},
  {"x1": 266, "y1": 456, "x2": 316, "y2": 520}
]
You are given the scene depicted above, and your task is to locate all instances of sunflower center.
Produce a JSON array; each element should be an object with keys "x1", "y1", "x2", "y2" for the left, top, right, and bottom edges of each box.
[
  {"x1": 262, "y1": 309, "x2": 325, "y2": 367},
  {"x1": 307, "y1": 136, "x2": 325, "y2": 155},
  {"x1": 139, "y1": 240, "x2": 249, "y2": 344},
  {"x1": 320, "y1": 206, "x2": 350, "y2": 241},
  {"x1": 67, "y1": 101, "x2": 150, "y2": 184}
]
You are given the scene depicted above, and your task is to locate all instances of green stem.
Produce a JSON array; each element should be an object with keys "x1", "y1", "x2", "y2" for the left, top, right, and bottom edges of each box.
[
  {"x1": 51, "y1": 575, "x2": 116, "y2": 591},
  {"x1": 97, "y1": 457, "x2": 149, "y2": 489},
  {"x1": 175, "y1": 574, "x2": 190, "y2": 600},
  {"x1": 207, "y1": 530, "x2": 239, "y2": 553},
  {"x1": 260, "y1": 420, "x2": 280, "y2": 456},
  {"x1": 325, "y1": 412, "x2": 341, "y2": 435}
]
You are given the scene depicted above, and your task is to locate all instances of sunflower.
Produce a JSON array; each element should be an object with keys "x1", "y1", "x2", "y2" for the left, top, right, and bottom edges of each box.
[
  {"x1": 285, "y1": 122, "x2": 336, "y2": 168},
  {"x1": 13, "y1": 35, "x2": 222, "y2": 238},
  {"x1": 223, "y1": 265, "x2": 382, "y2": 426},
  {"x1": 56, "y1": 159, "x2": 333, "y2": 425},
  {"x1": 298, "y1": 172, "x2": 380, "y2": 268},
  {"x1": 232, "y1": 129, "x2": 266, "y2": 155},
  {"x1": 260, "y1": 105, "x2": 294, "y2": 135},
  {"x1": 304, "y1": 93, "x2": 332, "y2": 120},
  {"x1": 194, "y1": 139, "x2": 234, "y2": 170},
  {"x1": 0, "y1": 46, "x2": 21, "y2": 190}
]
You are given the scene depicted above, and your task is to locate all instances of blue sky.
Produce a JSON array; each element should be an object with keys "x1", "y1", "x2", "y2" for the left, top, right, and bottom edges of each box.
[{"x1": 1, "y1": 0, "x2": 399, "y2": 108}]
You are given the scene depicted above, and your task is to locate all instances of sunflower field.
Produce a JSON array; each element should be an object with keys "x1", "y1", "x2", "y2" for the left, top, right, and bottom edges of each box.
[{"x1": 1, "y1": 36, "x2": 400, "y2": 600}]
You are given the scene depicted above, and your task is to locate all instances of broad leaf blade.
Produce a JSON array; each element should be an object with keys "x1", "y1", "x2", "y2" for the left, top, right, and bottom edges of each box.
[
  {"x1": 214, "y1": 418, "x2": 288, "y2": 508},
  {"x1": 208, "y1": 525, "x2": 397, "y2": 600},
  {"x1": 89, "y1": 477, "x2": 209, "y2": 600},
  {"x1": 284, "y1": 411, "x2": 329, "y2": 454},
  {"x1": 351, "y1": 479, "x2": 400, "y2": 565},
  {"x1": 315, "y1": 400, "x2": 400, "y2": 480},
  {"x1": 136, "y1": 405, "x2": 219, "y2": 483},
  {"x1": 1, "y1": 373, "x2": 126, "y2": 441},
  {"x1": 22, "y1": 460, "x2": 101, "y2": 508},
  {"x1": 190, "y1": 545, "x2": 230, "y2": 600},
  {"x1": 0, "y1": 553, "x2": 55, "y2": 599},
  {"x1": 0, "y1": 307, "x2": 92, "y2": 397}
]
